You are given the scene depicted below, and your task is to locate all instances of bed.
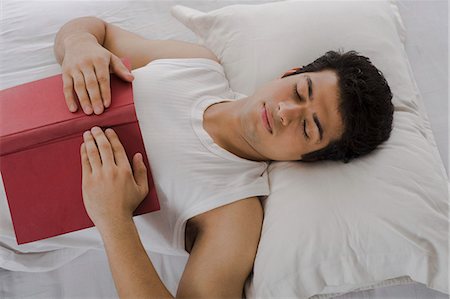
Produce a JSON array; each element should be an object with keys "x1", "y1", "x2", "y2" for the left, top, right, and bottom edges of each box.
[{"x1": 0, "y1": 1, "x2": 448, "y2": 298}]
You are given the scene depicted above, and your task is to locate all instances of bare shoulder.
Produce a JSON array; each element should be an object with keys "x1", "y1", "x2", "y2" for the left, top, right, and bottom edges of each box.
[
  {"x1": 104, "y1": 22, "x2": 219, "y2": 70},
  {"x1": 177, "y1": 197, "x2": 263, "y2": 298}
]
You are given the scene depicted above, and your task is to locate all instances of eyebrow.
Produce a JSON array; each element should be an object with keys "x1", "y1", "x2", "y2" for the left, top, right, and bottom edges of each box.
[{"x1": 306, "y1": 75, "x2": 313, "y2": 100}]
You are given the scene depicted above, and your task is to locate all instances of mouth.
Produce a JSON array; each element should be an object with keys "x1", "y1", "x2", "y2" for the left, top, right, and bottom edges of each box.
[{"x1": 261, "y1": 103, "x2": 273, "y2": 134}]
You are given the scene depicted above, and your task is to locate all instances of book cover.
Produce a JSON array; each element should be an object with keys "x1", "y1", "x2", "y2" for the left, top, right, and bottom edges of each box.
[{"x1": 0, "y1": 66, "x2": 160, "y2": 245}]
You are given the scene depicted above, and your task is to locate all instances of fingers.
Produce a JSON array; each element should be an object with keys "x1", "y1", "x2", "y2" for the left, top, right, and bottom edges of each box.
[
  {"x1": 82, "y1": 126, "x2": 141, "y2": 174},
  {"x1": 90, "y1": 127, "x2": 116, "y2": 167},
  {"x1": 81, "y1": 128, "x2": 148, "y2": 197},
  {"x1": 104, "y1": 128, "x2": 129, "y2": 168},
  {"x1": 63, "y1": 54, "x2": 133, "y2": 115},
  {"x1": 62, "y1": 73, "x2": 78, "y2": 112},
  {"x1": 132, "y1": 153, "x2": 149, "y2": 195},
  {"x1": 110, "y1": 55, "x2": 134, "y2": 82},
  {"x1": 72, "y1": 71, "x2": 94, "y2": 115},
  {"x1": 94, "y1": 64, "x2": 111, "y2": 109},
  {"x1": 82, "y1": 67, "x2": 104, "y2": 115},
  {"x1": 83, "y1": 130, "x2": 101, "y2": 168},
  {"x1": 66, "y1": 64, "x2": 110, "y2": 115},
  {"x1": 80, "y1": 142, "x2": 92, "y2": 176},
  {"x1": 83, "y1": 130, "x2": 102, "y2": 169}
]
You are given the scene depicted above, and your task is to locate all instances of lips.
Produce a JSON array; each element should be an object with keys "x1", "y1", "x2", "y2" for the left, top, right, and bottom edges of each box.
[
  {"x1": 262, "y1": 103, "x2": 273, "y2": 134},
  {"x1": 266, "y1": 104, "x2": 274, "y2": 132}
]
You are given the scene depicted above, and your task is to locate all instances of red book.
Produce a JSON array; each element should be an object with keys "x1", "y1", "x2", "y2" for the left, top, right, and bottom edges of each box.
[{"x1": 0, "y1": 65, "x2": 160, "y2": 245}]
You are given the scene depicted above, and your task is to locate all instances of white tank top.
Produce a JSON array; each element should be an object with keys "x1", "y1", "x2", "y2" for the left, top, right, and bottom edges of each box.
[{"x1": 132, "y1": 58, "x2": 270, "y2": 255}]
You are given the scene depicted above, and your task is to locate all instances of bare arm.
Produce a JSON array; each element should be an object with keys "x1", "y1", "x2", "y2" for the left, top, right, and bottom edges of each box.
[
  {"x1": 81, "y1": 127, "x2": 263, "y2": 298},
  {"x1": 99, "y1": 218, "x2": 173, "y2": 298},
  {"x1": 95, "y1": 197, "x2": 263, "y2": 299},
  {"x1": 177, "y1": 197, "x2": 264, "y2": 298},
  {"x1": 81, "y1": 126, "x2": 172, "y2": 298},
  {"x1": 54, "y1": 16, "x2": 219, "y2": 115}
]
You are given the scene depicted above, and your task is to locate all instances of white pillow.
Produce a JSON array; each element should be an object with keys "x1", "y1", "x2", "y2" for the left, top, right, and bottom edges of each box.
[{"x1": 171, "y1": 1, "x2": 449, "y2": 298}]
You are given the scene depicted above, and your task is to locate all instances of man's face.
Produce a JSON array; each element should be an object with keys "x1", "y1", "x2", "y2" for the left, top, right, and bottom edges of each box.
[{"x1": 239, "y1": 69, "x2": 344, "y2": 161}]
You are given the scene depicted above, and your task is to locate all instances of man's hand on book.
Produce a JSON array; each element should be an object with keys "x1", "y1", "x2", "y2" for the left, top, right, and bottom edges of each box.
[
  {"x1": 80, "y1": 126, "x2": 148, "y2": 231},
  {"x1": 62, "y1": 34, "x2": 134, "y2": 115}
]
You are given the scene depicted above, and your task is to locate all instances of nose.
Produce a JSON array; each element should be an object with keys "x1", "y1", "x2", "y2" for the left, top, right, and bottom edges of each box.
[{"x1": 278, "y1": 100, "x2": 307, "y2": 126}]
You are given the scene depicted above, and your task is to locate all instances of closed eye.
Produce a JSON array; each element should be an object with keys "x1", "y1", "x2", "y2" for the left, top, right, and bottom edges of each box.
[
  {"x1": 294, "y1": 83, "x2": 309, "y2": 140},
  {"x1": 303, "y1": 119, "x2": 309, "y2": 139}
]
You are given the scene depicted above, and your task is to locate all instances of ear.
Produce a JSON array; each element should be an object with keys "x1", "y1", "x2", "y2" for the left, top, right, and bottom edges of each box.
[{"x1": 278, "y1": 67, "x2": 303, "y2": 79}]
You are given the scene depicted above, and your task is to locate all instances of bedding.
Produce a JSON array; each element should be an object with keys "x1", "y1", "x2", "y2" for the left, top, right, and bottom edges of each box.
[
  {"x1": 171, "y1": 0, "x2": 449, "y2": 297},
  {"x1": 395, "y1": 0, "x2": 449, "y2": 173},
  {"x1": 0, "y1": 0, "x2": 448, "y2": 298}
]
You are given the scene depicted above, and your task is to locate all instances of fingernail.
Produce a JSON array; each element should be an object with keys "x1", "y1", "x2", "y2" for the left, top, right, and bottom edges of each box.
[
  {"x1": 84, "y1": 106, "x2": 93, "y2": 114},
  {"x1": 93, "y1": 105, "x2": 103, "y2": 115},
  {"x1": 69, "y1": 103, "x2": 77, "y2": 112}
]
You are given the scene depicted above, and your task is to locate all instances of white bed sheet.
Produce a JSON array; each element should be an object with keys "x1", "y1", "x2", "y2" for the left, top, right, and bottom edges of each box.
[
  {"x1": 1, "y1": 249, "x2": 448, "y2": 299},
  {"x1": 396, "y1": 0, "x2": 449, "y2": 176},
  {"x1": 0, "y1": 0, "x2": 448, "y2": 298}
]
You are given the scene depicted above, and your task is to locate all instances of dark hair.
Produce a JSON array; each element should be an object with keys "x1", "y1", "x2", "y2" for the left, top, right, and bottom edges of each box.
[{"x1": 283, "y1": 50, "x2": 394, "y2": 163}]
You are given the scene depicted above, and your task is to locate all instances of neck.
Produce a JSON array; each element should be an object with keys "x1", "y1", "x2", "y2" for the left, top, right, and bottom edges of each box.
[{"x1": 203, "y1": 98, "x2": 266, "y2": 161}]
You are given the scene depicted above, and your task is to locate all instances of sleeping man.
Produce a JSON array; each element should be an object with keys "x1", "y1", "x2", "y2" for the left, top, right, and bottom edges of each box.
[{"x1": 54, "y1": 16, "x2": 394, "y2": 298}]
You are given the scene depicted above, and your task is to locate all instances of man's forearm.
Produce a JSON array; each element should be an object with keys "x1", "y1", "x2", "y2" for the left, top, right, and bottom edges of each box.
[
  {"x1": 54, "y1": 16, "x2": 106, "y2": 64},
  {"x1": 99, "y1": 218, "x2": 173, "y2": 299}
]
